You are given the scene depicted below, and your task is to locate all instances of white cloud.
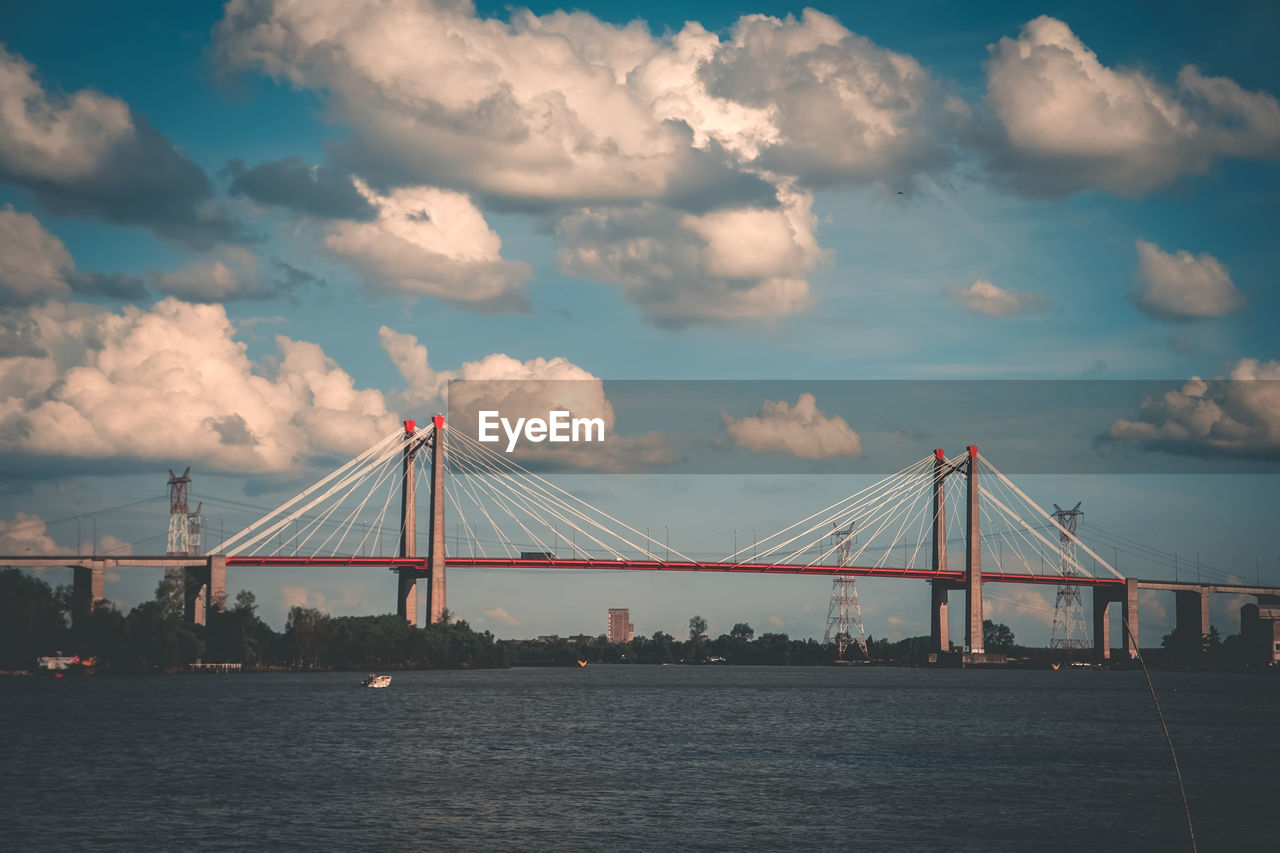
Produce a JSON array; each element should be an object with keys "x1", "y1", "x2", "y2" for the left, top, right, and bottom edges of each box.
[
  {"x1": 280, "y1": 583, "x2": 366, "y2": 616},
  {"x1": 1108, "y1": 360, "x2": 1280, "y2": 458},
  {"x1": 217, "y1": 2, "x2": 948, "y2": 200},
  {"x1": 985, "y1": 585, "x2": 1055, "y2": 629},
  {"x1": 153, "y1": 248, "x2": 271, "y2": 302},
  {"x1": 984, "y1": 16, "x2": 1280, "y2": 196},
  {"x1": 481, "y1": 605, "x2": 519, "y2": 627},
  {"x1": 767, "y1": 615, "x2": 784, "y2": 629},
  {"x1": 723, "y1": 393, "x2": 861, "y2": 459},
  {"x1": 379, "y1": 327, "x2": 672, "y2": 472},
  {"x1": 326, "y1": 182, "x2": 530, "y2": 310},
  {"x1": 0, "y1": 298, "x2": 401, "y2": 472},
  {"x1": 0, "y1": 46, "x2": 133, "y2": 184},
  {"x1": 0, "y1": 205, "x2": 72, "y2": 304},
  {"x1": 696, "y1": 9, "x2": 955, "y2": 182},
  {"x1": 1139, "y1": 589, "x2": 1168, "y2": 626},
  {"x1": 556, "y1": 184, "x2": 824, "y2": 326},
  {"x1": 0, "y1": 512, "x2": 59, "y2": 555},
  {"x1": 215, "y1": 1, "x2": 957, "y2": 325},
  {"x1": 1133, "y1": 239, "x2": 1245, "y2": 320},
  {"x1": 953, "y1": 279, "x2": 1047, "y2": 316}
]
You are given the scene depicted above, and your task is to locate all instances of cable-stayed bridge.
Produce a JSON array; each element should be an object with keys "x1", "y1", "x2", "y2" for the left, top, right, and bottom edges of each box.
[{"x1": 6, "y1": 417, "x2": 1279, "y2": 661}]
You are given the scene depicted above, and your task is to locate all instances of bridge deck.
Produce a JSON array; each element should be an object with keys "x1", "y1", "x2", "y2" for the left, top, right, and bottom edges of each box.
[{"x1": 222, "y1": 555, "x2": 1128, "y2": 587}]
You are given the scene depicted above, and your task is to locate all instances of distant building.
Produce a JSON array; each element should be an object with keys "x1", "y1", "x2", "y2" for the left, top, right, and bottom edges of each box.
[{"x1": 608, "y1": 608, "x2": 634, "y2": 643}]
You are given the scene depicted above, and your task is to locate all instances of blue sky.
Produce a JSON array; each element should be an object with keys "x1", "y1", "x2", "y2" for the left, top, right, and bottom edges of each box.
[{"x1": 1, "y1": 0, "x2": 1279, "y2": 646}]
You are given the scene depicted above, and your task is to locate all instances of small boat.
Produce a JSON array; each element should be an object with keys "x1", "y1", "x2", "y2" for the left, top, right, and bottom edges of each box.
[{"x1": 362, "y1": 674, "x2": 392, "y2": 688}]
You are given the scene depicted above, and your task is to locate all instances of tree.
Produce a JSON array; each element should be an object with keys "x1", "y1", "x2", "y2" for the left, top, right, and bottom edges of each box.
[
  {"x1": 982, "y1": 619, "x2": 1015, "y2": 651},
  {"x1": 729, "y1": 623, "x2": 754, "y2": 641},
  {"x1": 0, "y1": 568, "x2": 67, "y2": 668},
  {"x1": 286, "y1": 606, "x2": 331, "y2": 668},
  {"x1": 689, "y1": 615, "x2": 708, "y2": 642}
]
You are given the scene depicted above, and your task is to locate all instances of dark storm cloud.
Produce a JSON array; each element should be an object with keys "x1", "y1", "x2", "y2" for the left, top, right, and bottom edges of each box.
[
  {"x1": 66, "y1": 270, "x2": 148, "y2": 300},
  {"x1": 0, "y1": 115, "x2": 245, "y2": 249},
  {"x1": 227, "y1": 157, "x2": 378, "y2": 220}
]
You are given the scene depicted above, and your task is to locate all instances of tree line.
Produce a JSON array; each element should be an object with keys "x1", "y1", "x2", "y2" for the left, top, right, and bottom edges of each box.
[
  {"x1": 499, "y1": 615, "x2": 1021, "y2": 666},
  {"x1": 0, "y1": 568, "x2": 506, "y2": 672}
]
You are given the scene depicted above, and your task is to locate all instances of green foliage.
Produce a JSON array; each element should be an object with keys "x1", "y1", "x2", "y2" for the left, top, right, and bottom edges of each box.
[
  {"x1": 0, "y1": 568, "x2": 67, "y2": 668},
  {"x1": 0, "y1": 570, "x2": 505, "y2": 673},
  {"x1": 982, "y1": 619, "x2": 1015, "y2": 651}
]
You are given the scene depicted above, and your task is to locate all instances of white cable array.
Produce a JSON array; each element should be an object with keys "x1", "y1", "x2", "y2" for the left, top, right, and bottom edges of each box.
[
  {"x1": 215, "y1": 427, "x2": 404, "y2": 555},
  {"x1": 446, "y1": 428, "x2": 695, "y2": 562},
  {"x1": 979, "y1": 453, "x2": 1124, "y2": 579}
]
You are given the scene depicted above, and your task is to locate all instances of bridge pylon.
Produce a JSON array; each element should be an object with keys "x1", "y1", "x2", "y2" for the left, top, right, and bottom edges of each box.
[{"x1": 395, "y1": 416, "x2": 447, "y2": 627}]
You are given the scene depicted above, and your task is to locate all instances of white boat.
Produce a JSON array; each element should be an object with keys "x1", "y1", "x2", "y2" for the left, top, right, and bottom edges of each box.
[{"x1": 362, "y1": 674, "x2": 392, "y2": 688}]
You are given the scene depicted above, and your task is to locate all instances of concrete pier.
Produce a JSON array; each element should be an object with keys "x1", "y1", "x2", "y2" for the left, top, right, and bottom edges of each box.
[
  {"x1": 1175, "y1": 588, "x2": 1210, "y2": 638},
  {"x1": 1092, "y1": 586, "x2": 1114, "y2": 661},
  {"x1": 1122, "y1": 578, "x2": 1140, "y2": 659},
  {"x1": 930, "y1": 449, "x2": 950, "y2": 653},
  {"x1": 72, "y1": 560, "x2": 104, "y2": 621},
  {"x1": 397, "y1": 419, "x2": 420, "y2": 624},
  {"x1": 965, "y1": 446, "x2": 983, "y2": 654},
  {"x1": 426, "y1": 415, "x2": 447, "y2": 624}
]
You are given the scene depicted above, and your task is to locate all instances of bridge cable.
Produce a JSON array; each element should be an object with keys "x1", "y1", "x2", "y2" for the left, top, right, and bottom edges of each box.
[{"x1": 1122, "y1": 617, "x2": 1198, "y2": 852}]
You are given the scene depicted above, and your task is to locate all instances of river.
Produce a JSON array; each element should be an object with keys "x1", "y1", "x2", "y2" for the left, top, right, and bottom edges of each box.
[{"x1": 1, "y1": 666, "x2": 1275, "y2": 851}]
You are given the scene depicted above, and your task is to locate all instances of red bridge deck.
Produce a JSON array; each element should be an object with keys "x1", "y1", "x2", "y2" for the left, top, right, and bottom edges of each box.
[{"x1": 224, "y1": 555, "x2": 1125, "y2": 587}]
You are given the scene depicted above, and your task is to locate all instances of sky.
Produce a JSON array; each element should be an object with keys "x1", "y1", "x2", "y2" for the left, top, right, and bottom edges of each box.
[{"x1": 1, "y1": 0, "x2": 1279, "y2": 646}]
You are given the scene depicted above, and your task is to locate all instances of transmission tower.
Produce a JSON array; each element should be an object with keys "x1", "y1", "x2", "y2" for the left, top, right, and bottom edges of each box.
[
  {"x1": 166, "y1": 468, "x2": 197, "y2": 556},
  {"x1": 1049, "y1": 502, "x2": 1088, "y2": 652},
  {"x1": 824, "y1": 523, "x2": 868, "y2": 660},
  {"x1": 165, "y1": 469, "x2": 203, "y2": 612}
]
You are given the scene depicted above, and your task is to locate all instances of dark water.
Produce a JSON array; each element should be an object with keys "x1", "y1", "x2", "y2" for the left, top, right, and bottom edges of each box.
[{"x1": 2, "y1": 667, "x2": 1277, "y2": 851}]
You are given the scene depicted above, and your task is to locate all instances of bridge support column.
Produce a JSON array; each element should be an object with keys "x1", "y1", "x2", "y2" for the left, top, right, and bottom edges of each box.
[
  {"x1": 965, "y1": 446, "x2": 983, "y2": 654},
  {"x1": 426, "y1": 414, "x2": 447, "y2": 624},
  {"x1": 208, "y1": 555, "x2": 226, "y2": 615},
  {"x1": 930, "y1": 582, "x2": 950, "y2": 653},
  {"x1": 396, "y1": 569, "x2": 417, "y2": 624},
  {"x1": 1092, "y1": 586, "x2": 1113, "y2": 661},
  {"x1": 930, "y1": 449, "x2": 950, "y2": 654},
  {"x1": 1122, "y1": 578, "x2": 1140, "y2": 659},
  {"x1": 72, "y1": 561, "x2": 104, "y2": 625},
  {"x1": 1175, "y1": 588, "x2": 1210, "y2": 639},
  {"x1": 185, "y1": 564, "x2": 211, "y2": 625},
  {"x1": 397, "y1": 419, "x2": 421, "y2": 625}
]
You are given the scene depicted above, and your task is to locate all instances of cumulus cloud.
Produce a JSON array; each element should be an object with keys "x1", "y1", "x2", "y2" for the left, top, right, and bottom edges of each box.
[
  {"x1": 326, "y1": 182, "x2": 530, "y2": 311},
  {"x1": 0, "y1": 511, "x2": 59, "y2": 555},
  {"x1": 953, "y1": 279, "x2": 1048, "y2": 316},
  {"x1": 984, "y1": 16, "x2": 1280, "y2": 196},
  {"x1": 227, "y1": 157, "x2": 378, "y2": 220},
  {"x1": 0, "y1": 207, "x2": 293, "y2": 306},
  {"x1": 0, "y1": 206, "x2": 146, "y2": 305},
  {"x1": 215, "y1": 1, "x2": 956, "y2": 324},
  {"x1": 1107, "y1": 360, "x2": 1280, "y2": 459},
  {"x1": 1132, "y1": 239, "x2": 1245, "y2": 321},
  {"x1": 723, "y1": 393, "x2": 861, "y2": 459},
  {"x1": 985, "y1": 585, "x2": 1055, "y2": 629},
  {"x1": 0, "y1": 47, "x2": 240, "y2": 246},
  {"x1": 696, "y1": 9, "x2": 957, "y2": 184},
  {"x1": 152, "y1": 247, "x2": 309, "y2": 302},
  {"x1": 0, "y1": 298, "x2": 401, "y2": 473},
  {"x1": 379, "y1": 326, "x2": 672, "y2": 472},
  {"x1": 217, "y1": 2, "x2": 948, "y2": 202},
  {"x1": 556, "y1": 184, "x2": 824, "y2": 326},
  {"x1": 481, "y1": 605, "x2": 519, "y2": 627}
]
